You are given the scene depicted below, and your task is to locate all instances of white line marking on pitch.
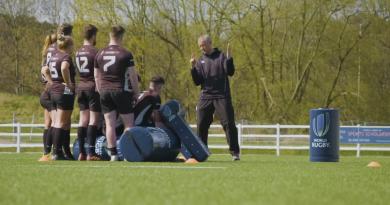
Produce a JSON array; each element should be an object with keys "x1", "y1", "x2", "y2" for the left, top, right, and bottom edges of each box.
[{"x1": 36, "y1": 165, "x2": 227, "y2": 170}]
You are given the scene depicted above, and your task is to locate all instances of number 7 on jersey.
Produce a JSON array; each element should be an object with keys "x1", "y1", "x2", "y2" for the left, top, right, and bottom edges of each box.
[{"x1": 103, "y1": 56, "x2": 116, "y2": 72}]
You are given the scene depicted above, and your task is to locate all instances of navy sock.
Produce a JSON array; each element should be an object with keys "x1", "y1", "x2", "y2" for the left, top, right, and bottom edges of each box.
[
  {"x1": 52, "y1": 128, "x2": 62, "y2": 155},
  {"x1": 47, "y1": 127, "x2": 53, "y2": 153},
  {"x1": 109, "y1": 147, "x2": 117, "y2": 156},
  {"x1": 77, "y1": 127, "x2": 87, "y2": 154},
  {"x1": 62, "y1": 129, "x2": 72, "y2": 156},
  {"x1": 87, "y1": 125, "x2": 98, "y2": 155},
  {"x1": 42, "y1": 129, "x2": 49, "y2": 155}
]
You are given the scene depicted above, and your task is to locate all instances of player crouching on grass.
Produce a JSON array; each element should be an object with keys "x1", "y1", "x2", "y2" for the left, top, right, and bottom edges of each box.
[
  {"x1": 42, "y1": 35, "x2": 76, "y2": 160},
  {"x1": 94, "y1": 25, "x2": 140, "y2": 161},
  {"x1": 134, "y1": 76, "x2": 196, "y2": 163},
  {"x1": 75, "y1": 24, "x2": 102, "y2": 161}
]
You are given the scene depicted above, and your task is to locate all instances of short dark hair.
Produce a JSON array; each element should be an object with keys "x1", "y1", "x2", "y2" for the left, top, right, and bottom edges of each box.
[
  {"x1": 83, "y1": 24, "x2": 98, "y2": 40},
  {"x1": 110, "y1": 25, "x2": 125, "y2": 39},
  {"x1": 150, "y1": 76, "x2": 165, "y2": 85},
  {"x1": 57, "y1": 23, "x2": 73, "y2": 36}
]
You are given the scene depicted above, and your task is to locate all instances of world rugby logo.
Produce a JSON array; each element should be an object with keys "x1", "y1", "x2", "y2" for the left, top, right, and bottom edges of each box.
[{"x1": 312, "y1": 112, "x2": 330, "y2": 137}]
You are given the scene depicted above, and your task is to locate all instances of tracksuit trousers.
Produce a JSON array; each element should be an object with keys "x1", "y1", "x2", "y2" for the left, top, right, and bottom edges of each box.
[{"x1": 196, "y1": 98, "x2": 240, "y2": 154}]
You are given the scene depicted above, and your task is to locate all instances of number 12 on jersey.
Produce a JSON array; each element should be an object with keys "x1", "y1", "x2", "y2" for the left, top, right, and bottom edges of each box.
[{"x1": 76, "y1": 56, "x2": 89, "y2": 73}]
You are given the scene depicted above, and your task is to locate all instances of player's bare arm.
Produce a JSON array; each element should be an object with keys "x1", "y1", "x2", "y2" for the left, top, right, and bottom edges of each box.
[
  {"x1": 61, "y1": 61, "x2": 74, "y2": 91},
  {"x1": 41, "y1": 65, "x2": 53, "y2": 85},
  {"x1": 94, "y1": 67, "x2": 101, "y2": 93},
  {"x1": 128, "y1": 66, "x2": 139, "y2": 98}
]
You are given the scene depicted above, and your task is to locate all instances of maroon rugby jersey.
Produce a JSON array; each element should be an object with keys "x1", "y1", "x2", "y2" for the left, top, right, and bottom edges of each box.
[
  {"x1": 48, "y1": 51, "x2": 76, "y2": 94},
  {"x1": 75, "y1": 45, "x2": 98, "y2": 91},
  {"x1": 44, "y1": 43, "x2": 58, "y2": 66},
  {"x1": 41, "y1": 43, "x2": 58, "y2": 83},
  {"x1": 94, "y1": 45, "x2": 135, "y2": 92}
]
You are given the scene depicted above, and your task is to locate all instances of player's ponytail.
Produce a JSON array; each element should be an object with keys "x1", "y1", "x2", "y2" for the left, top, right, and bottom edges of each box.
[{"x1": 41, "y1": 31, "x2": 57, "y2": 64}]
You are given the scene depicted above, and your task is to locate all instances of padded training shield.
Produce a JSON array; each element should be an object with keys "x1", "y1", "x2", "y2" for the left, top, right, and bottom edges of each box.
[
  {"x1": 95, "y1": 136, "x2": 123, "y2": 161},
  {"x1": 73, "y1": 136, "x2": 123, "y2": 161},
  {"x1": 160, "y1": 100, "x2": 210, "y2": 162},
  {"x1": 161, "y1": 128, "x2": 183, "y2": 160},
  {"x1": 180, "y1": 144, "x2": 192, "y2": 160},
  {"x1": 119, "y1": 127, "x2": 180, "y2": 162},
  {"x1": 95, "y1": 136, "x2": 110, "y2": 160}
]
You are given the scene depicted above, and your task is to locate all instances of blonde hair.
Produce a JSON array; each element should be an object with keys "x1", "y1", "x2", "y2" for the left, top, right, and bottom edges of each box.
[{"x1": 41, "y1": 32, "x2": 57, "y2": 63}]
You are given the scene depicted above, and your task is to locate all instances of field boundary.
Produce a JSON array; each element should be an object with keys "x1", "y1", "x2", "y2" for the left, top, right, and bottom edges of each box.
[{"x1": 1, "y1": 123, "x2": 390, "y2": 157}]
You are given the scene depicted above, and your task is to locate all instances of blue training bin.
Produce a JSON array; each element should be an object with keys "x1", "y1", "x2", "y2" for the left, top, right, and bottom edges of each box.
[{"x1": 309, "y1": 108, "x2": 340, "y2": 162}]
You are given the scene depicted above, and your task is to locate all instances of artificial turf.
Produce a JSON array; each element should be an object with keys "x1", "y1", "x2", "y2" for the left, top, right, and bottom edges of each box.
[{"x1": 0, "y1": 153, "x2": 389, "y2": 205}]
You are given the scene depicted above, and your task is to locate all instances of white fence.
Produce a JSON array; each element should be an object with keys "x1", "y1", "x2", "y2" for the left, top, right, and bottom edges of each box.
[{"x1": 1, "y1": 123, "x2": 390, "y2": 157}]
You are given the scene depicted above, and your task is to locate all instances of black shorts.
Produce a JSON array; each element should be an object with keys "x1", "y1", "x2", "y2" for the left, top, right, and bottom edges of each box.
[
  {"x1": 77, "y1": 90, "x2": 101, "y2": 112},
  {"x1": 39, "y1": 90, "x2": 52, "y2": 111},
  {"x1": 100, "y1": 91, "x2": 133, "y2": 114},
  {"x1": 51, "y1": 93, "x2": 75, "y2": 110}
]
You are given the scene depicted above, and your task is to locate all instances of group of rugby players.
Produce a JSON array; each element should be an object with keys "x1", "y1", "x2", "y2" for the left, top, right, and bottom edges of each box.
[
  {"x1": 38, "y1": 22, "x2": 240, "y2": 162},
  {"x1": 38, "y1": 24, "x2": 164, "y2": 161}
]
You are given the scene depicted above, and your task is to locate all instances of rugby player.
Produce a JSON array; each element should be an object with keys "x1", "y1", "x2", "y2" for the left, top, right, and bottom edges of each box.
[
  {"x1": 39, "y1": 23, "x2": 73, "y2": 161},
  {"x1": 75, "y1": 24, "x2": 102, "y2": 161},
  {"x1": 38, "y1": 31, "x2": 57, "y2": 162},
  {"x1": 134, "y1": 76, "x2": 165, "y2": 128},
  {"x1": 43, "y1": 35, "x2": 76, "y2": 160},
  {"x1": 94, "y1": 25, "x2": 140, "y2": 161}
]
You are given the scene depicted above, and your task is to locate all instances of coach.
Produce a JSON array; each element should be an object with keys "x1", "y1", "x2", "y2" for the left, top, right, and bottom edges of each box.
[{"x1": 190, "y1": 35, "x2": 240, "y2": 161}]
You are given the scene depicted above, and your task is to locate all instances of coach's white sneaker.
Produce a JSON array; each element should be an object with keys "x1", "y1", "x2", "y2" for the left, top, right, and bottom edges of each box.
[
  {"x1": 110, "y1": 155, "x2": 119, "y2": 161},
  {"x1": 232, "y1": 153, "x2": 240, "y2": 161}
]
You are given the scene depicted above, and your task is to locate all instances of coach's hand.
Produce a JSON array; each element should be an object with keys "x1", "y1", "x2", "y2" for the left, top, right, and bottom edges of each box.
[{"x1": 190, "y1": 53, "x2": 196, "y2": 67}]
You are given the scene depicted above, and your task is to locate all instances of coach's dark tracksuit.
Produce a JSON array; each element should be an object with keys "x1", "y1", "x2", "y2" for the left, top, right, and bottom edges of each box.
[{"x1": 191, "y1": 48, "x2": 240, "y2": 154}]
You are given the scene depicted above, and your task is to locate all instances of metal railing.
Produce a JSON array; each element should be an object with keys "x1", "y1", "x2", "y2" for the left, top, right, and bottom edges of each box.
[{"x1": 1, "y1": 123, "x2": 390, "y2": 157}]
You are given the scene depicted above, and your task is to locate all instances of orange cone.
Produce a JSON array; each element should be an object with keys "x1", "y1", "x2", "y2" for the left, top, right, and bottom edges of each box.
[
  {"x1": 38, "y1": 154, "x2": 51, "y2": 162},
  {"x1": 185, "y1": 158, "x2": 199, "y2": 164},
  {"x1": 367, "y1": 161, "x2": 381, "y2": 168}
]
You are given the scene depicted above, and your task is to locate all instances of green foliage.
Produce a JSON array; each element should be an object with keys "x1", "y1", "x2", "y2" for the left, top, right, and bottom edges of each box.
[
  {"x1": 0, "y1": 93, "x2": 41, "y2": 123},
  {"x1": 0, "y1": 92, "x2": 80, "y2": 124},
  {"x1": 0, "y1": 0, "x2": 389, "y2": 124}
]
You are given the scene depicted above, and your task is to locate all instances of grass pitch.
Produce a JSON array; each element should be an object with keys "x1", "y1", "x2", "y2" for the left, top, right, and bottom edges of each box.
[{"x1": 0, "y1": 153, "x2": 389, "y2": 205}]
